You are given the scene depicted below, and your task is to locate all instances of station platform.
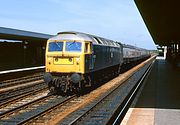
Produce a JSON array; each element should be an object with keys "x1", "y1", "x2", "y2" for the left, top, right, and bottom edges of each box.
[{"x1": 122, "y1": 56, "x2": 180, "y2": 125}]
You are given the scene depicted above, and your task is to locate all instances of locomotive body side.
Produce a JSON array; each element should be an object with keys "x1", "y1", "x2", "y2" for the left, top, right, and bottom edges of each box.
[{"x1": 85, "y1": 41, "x2": 123, "y2": 73}]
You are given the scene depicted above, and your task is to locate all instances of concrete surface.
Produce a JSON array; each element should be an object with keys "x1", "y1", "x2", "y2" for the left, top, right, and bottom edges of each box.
[{"x1": 122, "y1": 57, "x2": 180, "y2": 125}]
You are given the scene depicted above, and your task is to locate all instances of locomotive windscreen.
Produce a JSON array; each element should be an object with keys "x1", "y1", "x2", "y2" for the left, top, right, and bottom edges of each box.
[
  {"x1": 65, "y1": 41, "x2": 82, "y2": 52},
  {"x1": 48, "y1": 42, "x2": 63, "y2": 52}
]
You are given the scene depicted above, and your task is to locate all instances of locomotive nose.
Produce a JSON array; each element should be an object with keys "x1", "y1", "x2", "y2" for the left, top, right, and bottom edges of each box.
[
  {"x1": 44, "y1": 73, "x2": 53, "y2": 83},
  {"x1": 70, "y1": 73, "x2": 81, "y2": 83}
]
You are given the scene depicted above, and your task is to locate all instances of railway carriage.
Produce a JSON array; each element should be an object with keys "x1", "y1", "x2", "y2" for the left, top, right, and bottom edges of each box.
[
  {"x1": 122, "y1": 44, "x2": 150, "y2": 64},
  {"x1": 44, "y1": 32, "x2": 123, "y2": 93}
]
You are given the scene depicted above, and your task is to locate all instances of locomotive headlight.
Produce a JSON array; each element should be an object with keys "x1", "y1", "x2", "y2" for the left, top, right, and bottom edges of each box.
[
  {"x1": 69, "y1": 58, "x2": 72, "y2": 62},
  {"x1": 55, "y1": 57, "x2": 58, "y2": 62},
  {"x1": 48, "y1": 57, "x2": 52, "y2": 61},
  {"x1": 48, "y1": 57, "x2": 52, "y2": 65},
  {"x1": 76, "y1": 58, "x2": 80, "y2": 65}
]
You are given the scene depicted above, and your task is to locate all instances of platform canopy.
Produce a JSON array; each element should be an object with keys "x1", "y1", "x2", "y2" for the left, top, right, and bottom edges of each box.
[
  {"x1": 134, "y1": 0, "x2": 180, "y2": 46},
  {"x1": 0, "y1": 27, "x2": 53, "y2": 42}
]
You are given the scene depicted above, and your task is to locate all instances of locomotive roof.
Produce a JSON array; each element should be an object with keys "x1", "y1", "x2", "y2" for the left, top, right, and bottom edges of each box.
[
  {"x1": 49, "y1": 31, "x2": 121, "y2": 47},
  {"x1": 49, "y1": 31, "x2": 93, "y2": 41}
]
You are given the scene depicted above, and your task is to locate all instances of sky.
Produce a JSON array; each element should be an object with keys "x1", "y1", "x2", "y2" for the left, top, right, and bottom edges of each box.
[{"x1": 0, "y1": 0, "x2": 156, "y2": 49}]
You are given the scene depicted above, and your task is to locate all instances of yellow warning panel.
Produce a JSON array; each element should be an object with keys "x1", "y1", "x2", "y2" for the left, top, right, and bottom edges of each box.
[{"x1": 53, "y1": 57, "x2": 73, "y2": 65}]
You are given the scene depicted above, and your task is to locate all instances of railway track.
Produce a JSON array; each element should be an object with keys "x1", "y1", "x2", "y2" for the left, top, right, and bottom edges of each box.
[
  {"x1": 17, "y1": 95, "x2": 76, "y2": 125},
  {"x1": 0, "y1": 87, "x2": 48, "y2": 113},
  {"x1": 0, "y1": 73, "x2": 43, "y2": 89},
  {"x1": 0, "y1": 80, "x2": 47, "y2": 103},
  {"x1": 0, "y1": 72, "x2": 45, "y2": 103},
  {"x1": 0, "y1": 94, "x2": 76, "y2": 125}
]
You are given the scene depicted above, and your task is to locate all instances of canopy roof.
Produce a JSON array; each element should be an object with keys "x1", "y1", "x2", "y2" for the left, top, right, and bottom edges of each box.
[
  {"x1": 135, "y1": 0, "x2": 180, "y2": 46},
  {"x1": 0, "y1": 27, "x2": 52, "y2": 42}
]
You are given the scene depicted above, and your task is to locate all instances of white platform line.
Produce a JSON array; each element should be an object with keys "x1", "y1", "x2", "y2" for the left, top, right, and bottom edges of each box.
[{"x1": 0, "y1": 66, "x2": 45, "y2": 75}]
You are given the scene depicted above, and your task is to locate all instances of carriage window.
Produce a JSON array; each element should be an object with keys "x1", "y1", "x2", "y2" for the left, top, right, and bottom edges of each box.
[
  {"x1": 66, "y1": 41, "x2": 82, "y2": 52},
  {"x1": 48, "y1": 42, "x2": 63, "y2": 52}
]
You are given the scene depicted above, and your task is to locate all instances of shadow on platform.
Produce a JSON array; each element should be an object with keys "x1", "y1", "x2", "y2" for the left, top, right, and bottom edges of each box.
[{"x1": 135, "y1": 57, "x2": 180, "y2": 110}]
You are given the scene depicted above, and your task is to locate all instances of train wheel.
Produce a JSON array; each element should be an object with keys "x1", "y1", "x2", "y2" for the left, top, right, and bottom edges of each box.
[
  {"x1": 48, "y1": 81, "x2": 57, "y2": 94},
  {"x1": 49, "y1": 86, "x2": 57, "y2": 94},
  {"x1": 75, "y1": 81, "x2": 85, "y2": 96}
]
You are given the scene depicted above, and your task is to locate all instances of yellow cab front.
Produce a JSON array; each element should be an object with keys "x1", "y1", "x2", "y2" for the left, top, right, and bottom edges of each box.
[{"x1": 45, "y1": 40, "x2": 85, "y2": 74}]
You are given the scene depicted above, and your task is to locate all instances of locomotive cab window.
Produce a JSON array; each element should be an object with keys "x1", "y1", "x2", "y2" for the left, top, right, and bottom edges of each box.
[
  {"x1": 84, "y1": 42, "x2": 92, "y2": 54},
  {"x1": 84, "y1": 43, "x2": 88, "y2": 53},
  {"x1": 48, "y1": 42, "x2": 63, "y2": 52},
  {"x1": 65, "y1": 41, "x2": 82, "y2": 52}
]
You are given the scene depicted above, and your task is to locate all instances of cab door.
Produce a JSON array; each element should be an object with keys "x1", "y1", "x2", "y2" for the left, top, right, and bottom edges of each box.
[
  {"x1": 84, "y1": 42, "x2": 94, "y2": 72},
  {"x1": 89, "y1": 43, "x2": 94, "y2": 70}
]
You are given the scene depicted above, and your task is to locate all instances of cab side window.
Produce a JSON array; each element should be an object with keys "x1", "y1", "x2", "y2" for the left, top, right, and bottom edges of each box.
[
  {"x1": 85, "y1": 43, "x2": 88, "y2": 53},
  {"x1": 90, "y1": 43, "x2": 93, "y2": 53}
]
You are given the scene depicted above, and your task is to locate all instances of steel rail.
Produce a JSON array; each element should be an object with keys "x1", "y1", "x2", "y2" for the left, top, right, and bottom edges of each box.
[
  {"x1": 17, "y1": 95, "x2": 77, "y2": 125},
  {"x1": 0, "y1": 74, "x2": 43, "y2": 88},
  {"x1": 0, "y1": 81, "x2": 46, "y2": 102},
  {"x1": 1, "y1": 72, "x2": 43, "y2": 83},
  {"x1": 0, "y1": 87, "x2": 48, "y2": 108},
  {"x1": 0, "y1": 94, "x2": 53, "y2": 119}
]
